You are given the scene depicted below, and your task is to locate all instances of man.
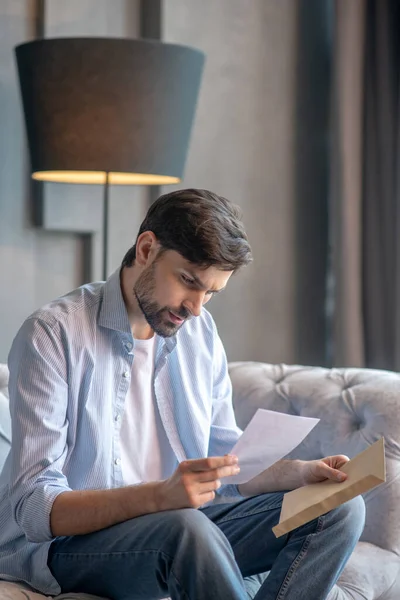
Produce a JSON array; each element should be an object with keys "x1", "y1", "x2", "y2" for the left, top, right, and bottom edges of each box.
[{"x1": 0, "y1": 189, "x2": 364, "y2": 599}]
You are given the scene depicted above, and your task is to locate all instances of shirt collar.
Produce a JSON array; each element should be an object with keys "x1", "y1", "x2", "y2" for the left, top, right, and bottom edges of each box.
[{"x1": 98, "y1": 267, "x2": 132, "y2": 334}]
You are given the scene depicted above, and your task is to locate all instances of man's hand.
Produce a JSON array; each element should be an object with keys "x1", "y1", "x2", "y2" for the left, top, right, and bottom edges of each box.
[
  {"x1": 156, "y1": 455, "x2": 240, "y2": 511},
  {"x1": 300, "y1": 455, "x2": 349, "y2": 486},
  {"x1": 238, "y1": 455, "x2": 350, "y2": 497}
]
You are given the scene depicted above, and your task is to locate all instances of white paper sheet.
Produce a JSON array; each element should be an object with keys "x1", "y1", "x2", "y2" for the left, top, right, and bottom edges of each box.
[{"x1": 225, "y1": 409, "x2": 320, "y2": 484}]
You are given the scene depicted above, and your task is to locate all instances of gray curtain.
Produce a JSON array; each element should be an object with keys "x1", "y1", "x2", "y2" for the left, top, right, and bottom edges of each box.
[
  {"x1": 362, "y1": 0, "x2": 400, "y2": 370},
  {"x1": 330, "y1": 0, "x2": 400, "y2": 370}
]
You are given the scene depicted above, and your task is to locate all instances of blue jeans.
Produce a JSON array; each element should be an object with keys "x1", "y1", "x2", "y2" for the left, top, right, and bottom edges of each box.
[{"x1": 48, "y1": 492, "x2": 365, "y2": 600}]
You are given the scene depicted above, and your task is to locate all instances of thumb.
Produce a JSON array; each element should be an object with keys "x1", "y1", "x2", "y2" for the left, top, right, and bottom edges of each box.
[
  {"x1": 326, "y1": 465, "x2": 347, "y2": 482},
  {"x1": 317, "y1": 461, "x2": 347, "y2": 483}
]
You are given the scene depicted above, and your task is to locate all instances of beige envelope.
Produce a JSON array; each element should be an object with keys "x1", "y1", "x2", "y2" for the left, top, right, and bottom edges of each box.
[{"x1": 272, "y1": 438, "x2": 386, "y2": 538}]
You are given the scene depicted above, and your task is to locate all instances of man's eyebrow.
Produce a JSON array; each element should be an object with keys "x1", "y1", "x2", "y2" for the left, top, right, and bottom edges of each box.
[{"x1": 185, "y1": 271, "x2": 226, "y2": 294}]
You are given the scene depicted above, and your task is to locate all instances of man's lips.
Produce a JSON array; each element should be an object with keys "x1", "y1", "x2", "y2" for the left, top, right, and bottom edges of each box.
[{"x1": 168, "y1": 311, "x2": 185, "y2": 325}]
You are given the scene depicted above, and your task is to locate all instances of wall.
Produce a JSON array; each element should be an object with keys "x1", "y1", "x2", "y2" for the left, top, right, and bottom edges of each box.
[
  {"x1": 162, "y1": 0, "x2": 330, "y2": 363},
  {"x1": 0, "y1": 0, "x2": 330, "y2": 365}
]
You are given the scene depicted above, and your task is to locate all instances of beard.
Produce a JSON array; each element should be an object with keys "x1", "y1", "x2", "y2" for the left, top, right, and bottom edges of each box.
[{"x1": 133, "y1": 263, "x2": 190, "y2": 337}]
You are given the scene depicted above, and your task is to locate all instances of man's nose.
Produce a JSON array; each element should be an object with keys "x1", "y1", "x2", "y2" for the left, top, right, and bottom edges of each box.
[{"x1": 184, "y1": 292, "x2": 205, "y2": 317}]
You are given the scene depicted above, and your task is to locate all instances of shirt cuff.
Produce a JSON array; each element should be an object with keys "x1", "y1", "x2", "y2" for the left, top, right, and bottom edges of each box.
[{"x1": 14, "y1": 483, "x2": 71, "y2": 543}]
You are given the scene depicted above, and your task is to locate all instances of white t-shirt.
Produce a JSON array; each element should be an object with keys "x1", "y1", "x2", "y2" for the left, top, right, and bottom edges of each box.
[{"x1": 120, "y1": 335, "x2": 177, "y2": 484}]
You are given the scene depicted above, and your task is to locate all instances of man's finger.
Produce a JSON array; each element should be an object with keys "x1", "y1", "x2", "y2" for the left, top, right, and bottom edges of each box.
[
  {"x1": 318, "y1": 463, "x2": 347, "y2": 482},
  {"x1": 196, "y1": 465, "x2": 240, "y2": 482},
  {"x1": 332, "y1": 455, "x2": 350, "y2": 469},
  {"x1": 323, "y1": 455, "x2": 350, "y2": 469},
  {"x1": 180, "y1": 455, "x2": 239, "y2": 473}
]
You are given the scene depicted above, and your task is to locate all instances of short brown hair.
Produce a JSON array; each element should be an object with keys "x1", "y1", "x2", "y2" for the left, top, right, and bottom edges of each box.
[{"x1": 121, "y1": 188, "x2": 252, "y2": 272}]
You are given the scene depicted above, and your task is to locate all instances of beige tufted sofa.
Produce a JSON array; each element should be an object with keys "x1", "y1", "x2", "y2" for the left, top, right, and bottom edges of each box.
[{"x1": 0, "y1": 361, "x2": 399, "y2": 599}]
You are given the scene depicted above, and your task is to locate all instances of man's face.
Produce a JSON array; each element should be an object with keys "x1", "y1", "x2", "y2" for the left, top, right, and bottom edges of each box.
[{"x1": 134, "y1": 250, "x2": 233, "y2": 337}]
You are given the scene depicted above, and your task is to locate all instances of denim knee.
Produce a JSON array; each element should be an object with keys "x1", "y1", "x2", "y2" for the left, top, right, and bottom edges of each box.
[
  {"x1": 161, "y1": 508, "x2": 232, "y2": 554},
  {"x1": 329, "y1": 494, "x2": 366, "y2": 542}
]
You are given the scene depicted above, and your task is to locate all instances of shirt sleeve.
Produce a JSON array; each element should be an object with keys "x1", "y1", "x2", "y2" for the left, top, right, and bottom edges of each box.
[
  {"x1": 208, "y1": 321, "x2": 244, "y2": 501},
  {"x1": 7, "y1": 316, "x2": 73, "y2": 543}
]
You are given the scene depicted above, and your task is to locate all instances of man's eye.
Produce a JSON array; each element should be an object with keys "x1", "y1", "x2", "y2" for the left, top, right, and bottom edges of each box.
[{"x1": 181, "y1": 275, "x2": 194, "y2": 285}]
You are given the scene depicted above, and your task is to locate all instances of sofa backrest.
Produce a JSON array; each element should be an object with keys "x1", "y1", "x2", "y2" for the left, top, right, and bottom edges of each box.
[{"x1": 229, "y1": 361, "x2": 400, "y2": 558}]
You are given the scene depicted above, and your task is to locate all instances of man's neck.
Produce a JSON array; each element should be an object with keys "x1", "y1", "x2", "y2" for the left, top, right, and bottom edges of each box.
[{"x1": 120, "y1": 266, "x2": 154, "y2": 340}]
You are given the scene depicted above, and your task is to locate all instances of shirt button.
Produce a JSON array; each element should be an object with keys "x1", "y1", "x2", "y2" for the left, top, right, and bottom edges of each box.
[
  {"x1": 123, "y1": 370, "x2": 130, "y2": 378},
  {"x1": 115, "y1": 414, "x2": 121, "y2": 423},
  {"x1": 115, "y1": 458, "x2": 121, "y2": 466},
  {"x1": 125, "y1": 342, "x2": 133, "y2": 351}
]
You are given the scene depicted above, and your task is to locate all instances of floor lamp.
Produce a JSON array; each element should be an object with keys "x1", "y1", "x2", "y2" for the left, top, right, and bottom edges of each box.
[{"x1": 14, "y1": 37, "x2": 205, "y2": 279}]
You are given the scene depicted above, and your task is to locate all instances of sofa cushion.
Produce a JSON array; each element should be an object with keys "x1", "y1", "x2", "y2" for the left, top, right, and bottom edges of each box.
[{"x1": 331, "y1": 542, "x2": 400, "y2": 600}]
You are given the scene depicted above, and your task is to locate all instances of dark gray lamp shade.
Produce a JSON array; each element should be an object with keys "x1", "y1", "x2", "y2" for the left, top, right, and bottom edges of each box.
[{"x1": 14, "y1": 37, "x2": 205, "y2": 185}]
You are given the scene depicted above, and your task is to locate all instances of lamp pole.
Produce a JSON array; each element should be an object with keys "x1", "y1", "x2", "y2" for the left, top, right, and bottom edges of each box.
[{"x1": 102, "y1": 172, "x2": 110, "y2": 280}]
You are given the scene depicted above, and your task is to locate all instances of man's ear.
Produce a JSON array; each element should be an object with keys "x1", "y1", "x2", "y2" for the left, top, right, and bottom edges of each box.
[{"x1": 135, "y1": 231, "x2": 159, "y2": 267}]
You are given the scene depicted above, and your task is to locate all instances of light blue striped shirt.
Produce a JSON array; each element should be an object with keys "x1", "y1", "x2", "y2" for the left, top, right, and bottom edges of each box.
[{"x1": 0, "y1": 268, "x2": 242, "y2": 595}]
